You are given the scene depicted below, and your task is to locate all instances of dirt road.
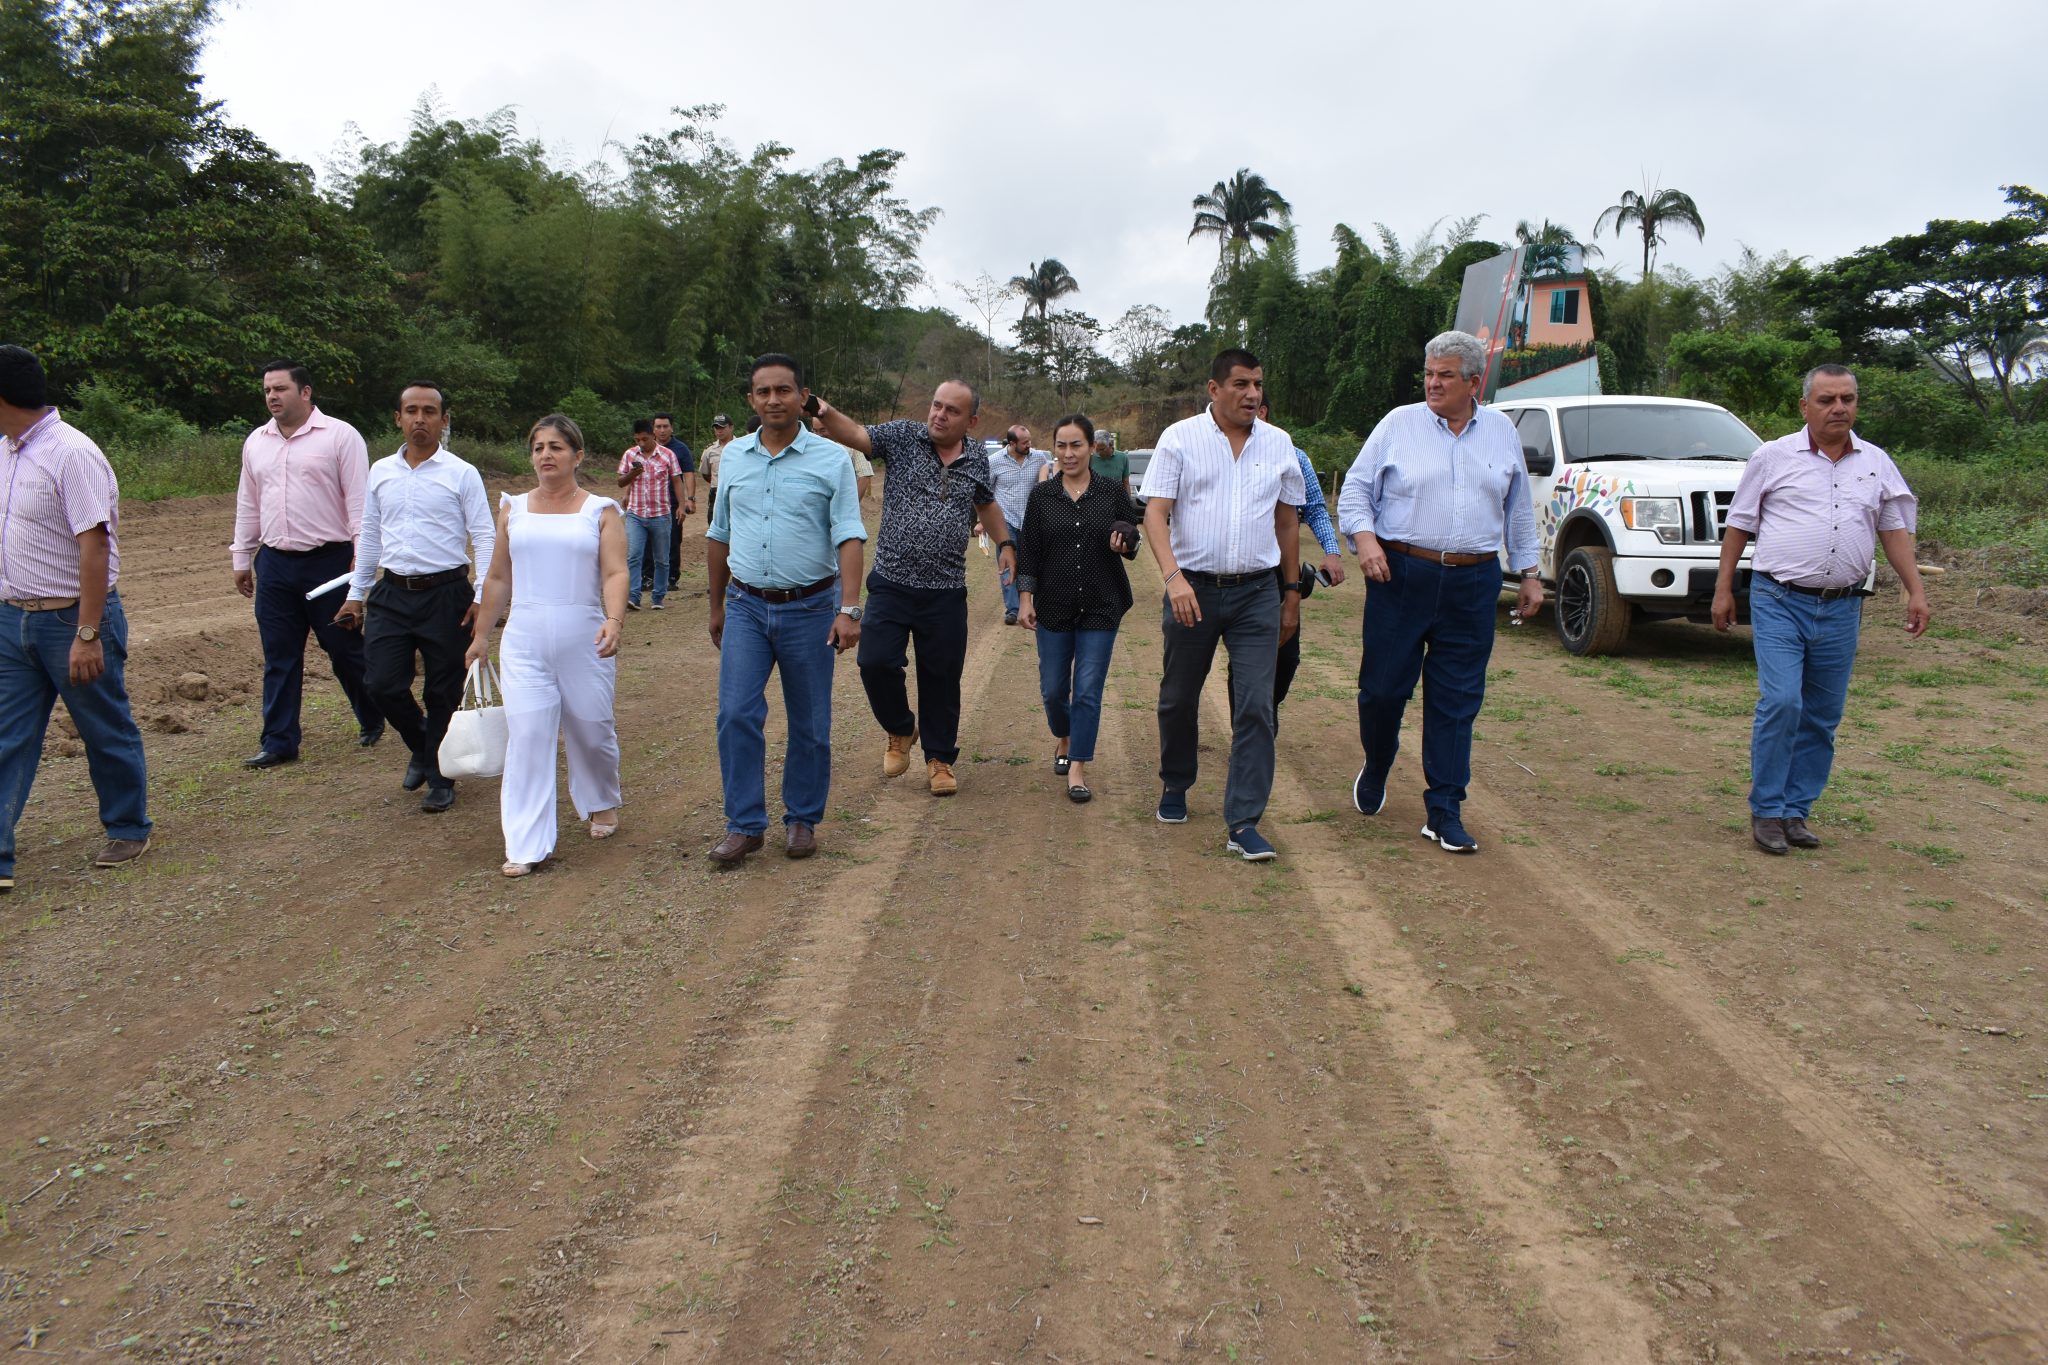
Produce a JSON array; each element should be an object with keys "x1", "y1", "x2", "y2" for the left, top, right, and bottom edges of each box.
[{"x1": 2, "y1": 484, "x2": 2044, "y2": 1362}]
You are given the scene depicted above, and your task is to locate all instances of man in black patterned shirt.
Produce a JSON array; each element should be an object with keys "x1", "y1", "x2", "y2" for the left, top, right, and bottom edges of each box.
[{"x1": 812, "y1": 380, "x2": 1015, "y2": 796}]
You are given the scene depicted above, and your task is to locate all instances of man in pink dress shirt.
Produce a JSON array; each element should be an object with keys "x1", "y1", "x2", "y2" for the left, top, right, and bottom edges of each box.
[
  {"x1": 0, "y1": 346, "x2": 152, "y2": 895},
  {"x1": 231, "y1": 360, "x2": 381, "y2": 768},
  {"x1": 1712, "y1": 363, "x2": 1931, "y2": 855}
]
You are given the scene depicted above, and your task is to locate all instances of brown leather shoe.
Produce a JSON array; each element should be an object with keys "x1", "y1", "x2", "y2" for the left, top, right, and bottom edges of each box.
[
  {"x1": 883, "y1": 730, "x2": 918, "y2": 778},
  {"x1": 708, "y1": 831, "x2": 765, "y2": 867},
  {"x1": 1751, "y1": 816, "x2": 1789, "y2": 855},
  {"x1": 926, "y1": 759, "x2": 958, "y2": 797},
  {"x1": 785, "y1": 823, "x2": 817, "y2": 859},
  {"x1": 1783, "y1": 817, "x2": 1822, "y2": 849},
  {"x1": 94, "y1": 836, "x2": 151, "y2": 868}
]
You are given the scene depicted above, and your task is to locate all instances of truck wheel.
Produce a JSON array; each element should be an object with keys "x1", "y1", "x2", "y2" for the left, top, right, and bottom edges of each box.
[{"x1": 1554, "y1": 545, "x2": 1633, "y2": 656}]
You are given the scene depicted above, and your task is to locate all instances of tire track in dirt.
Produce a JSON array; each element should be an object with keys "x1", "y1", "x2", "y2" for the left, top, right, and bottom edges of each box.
[
  {"x1": 1233, "y1": 685, "x2": 1672, "y2": 1362},
  {"x1": 1277, "y1": 592, "x2": 2047, "y2": 1360},
  {"x1": 1449, "y1": 781, "x2": 2048, "y2": 1356},
  {"x1": 564, "y1": 613, "x2": 1017, "y2": 1360}
]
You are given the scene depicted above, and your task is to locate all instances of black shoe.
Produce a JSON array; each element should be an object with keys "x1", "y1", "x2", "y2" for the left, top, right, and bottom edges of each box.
[
  {"x1": 1352, "y1": 763, "x2": 1389, "y2": 815},
  {"x1": 244, "y1": 750, "x2": 297, "y2": 770},
  {"x1": 402, "y1": 752, "x2": 429, "y2": 791},
  {"x1": 1751, "y1": 816, "x2": 1790, "y2": 855},
  {"x1": 420, "y1": 785, "x2": 455, "y2": 813},
  {"x1": 1784, "y1": 817, "x2": 1822, "y2": 849},
  {"x1": 358, "y1": 725, "x2": 385, "y2": 748}
]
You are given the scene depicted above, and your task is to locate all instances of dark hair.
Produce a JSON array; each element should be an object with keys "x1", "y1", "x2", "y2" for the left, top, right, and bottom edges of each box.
[
  {"x1": 935, "y1": 377, "x2": 981, "y2": 416},
  {"x1": 1210, "y1": 348, "x2": 1262, "y2": 385},
  {"x1": 259, "y1": 359, "x2": 312, "y2": 390},
  {"x1": 0, "y1": 345, "x2": 49, "y2": 409},
  {"x1": 1053, "y1": 412, "x2": 1095, "y2": 446},
  {"x1": 631, "y1": 418, "x2": 655, "y2": 436},
  {"x1": 652, "y1": 410, "x2": 674, "y2": 422},
  {"x1": 528, "y1": 414, "x2": 585, "y2": 452},
  {"x1": 745, "y1": 414, "x2": 762, "y2": 434},
  {"x1": 398, "y1": 380, "x2": 448, "y2": 410},
  {"x1": 750, "y1": 352, "x2": 805, "y2": 389}
]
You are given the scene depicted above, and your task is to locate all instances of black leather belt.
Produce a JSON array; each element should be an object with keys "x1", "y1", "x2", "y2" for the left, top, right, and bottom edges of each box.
[
  {"x1": 733, "y1": 575, "x2": 836, "y2": 603},
  {"x1": 1182, "y1": 569, "x2": 1269, "y2": 587},
  {"x1": 384, "y1": 567, "x2": 469, "y2": 591},
  {"x1": 1764, "y1": 573, "x2": 1866, "y2": 602},
  {"x1": 263, "y1": 541, "x2": 350, "y2": 557}
]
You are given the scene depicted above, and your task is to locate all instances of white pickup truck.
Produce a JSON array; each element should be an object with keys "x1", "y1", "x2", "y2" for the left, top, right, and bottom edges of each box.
[{"x1": 1490, "y1": 395, "x2": 1771, "y2": 655}]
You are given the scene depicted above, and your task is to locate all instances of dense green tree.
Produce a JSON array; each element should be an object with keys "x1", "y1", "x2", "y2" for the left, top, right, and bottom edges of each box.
[
  {"x1": 1779, "y1": 186, "x2": 2047, "y2": 422},
  {"x1": 0, "y1": 0, "x2": 395, "y2": 425},
  {"x1": 1595, "y1": 182, "x2": 1706, "y2": 278}
]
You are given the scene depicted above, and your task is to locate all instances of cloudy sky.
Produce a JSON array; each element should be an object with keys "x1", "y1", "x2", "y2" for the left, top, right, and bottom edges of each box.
[{"x1": 199, "y1": 0, "x2": 2042, "y2": 339}]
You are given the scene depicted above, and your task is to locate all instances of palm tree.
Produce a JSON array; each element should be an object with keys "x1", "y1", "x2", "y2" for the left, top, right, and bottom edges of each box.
[
  {"x1": 1188, "y1": 169, "x2": 1294, "y2": 264},
  {"x1": 1514, "y1": 218, "x2": 1599, "y2": 280},
  {"x1": 1595, "y1": 183, "x2": 1705, "y2": 278},
  {"x1": 1008, "y1": 258, "x2": 1079, "y2": 322}
]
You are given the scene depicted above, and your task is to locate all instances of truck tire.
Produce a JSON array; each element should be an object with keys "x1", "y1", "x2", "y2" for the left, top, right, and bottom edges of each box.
[{"x1": 1554, "y1": 545, "x2": 1632, "y2": 656}]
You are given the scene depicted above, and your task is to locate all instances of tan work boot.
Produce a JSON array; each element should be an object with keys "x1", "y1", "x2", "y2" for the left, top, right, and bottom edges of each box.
[
  {"x1": 883, "y1": 729, "x2": 917, "y2": 778},
  {"x1": 926, "y1": 759, "x2": 958, "y2": 797}
]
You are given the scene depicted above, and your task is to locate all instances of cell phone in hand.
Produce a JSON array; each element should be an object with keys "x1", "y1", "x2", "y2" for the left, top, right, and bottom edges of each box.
[{"x1": 802, "y1": 394, "x2": 822, "y2": 417}]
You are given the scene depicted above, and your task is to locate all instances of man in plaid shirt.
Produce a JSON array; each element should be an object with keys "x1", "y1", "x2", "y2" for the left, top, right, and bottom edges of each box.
[{"x1": 617, "y1": 419, "x2": 684, "y2": 610}]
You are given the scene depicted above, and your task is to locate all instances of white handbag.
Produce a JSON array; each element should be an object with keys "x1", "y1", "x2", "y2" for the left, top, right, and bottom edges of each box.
[{"x1": 438, "y1": 658, "x2": 509, "y2": 780}]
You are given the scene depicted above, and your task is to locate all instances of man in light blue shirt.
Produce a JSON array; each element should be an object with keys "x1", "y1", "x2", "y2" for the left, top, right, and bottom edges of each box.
[
  {"x1": 987, "y1": 425, "x2": 1048, "y2": 623},
  {"x1": 705, "y1": 353, "x2": 867, "y2": 867},
  {"x1": 1336, "y1": 331, "x2": 1544, "y2": 854}
]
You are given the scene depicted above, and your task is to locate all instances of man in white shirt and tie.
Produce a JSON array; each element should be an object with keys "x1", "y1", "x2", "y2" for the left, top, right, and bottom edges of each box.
[
  {"x1": 334, "y1": 382, "x2": 496, "y2": 812},
  {"x1": 1140, "y1": 348, "x2": 1304, "y2": 861}
]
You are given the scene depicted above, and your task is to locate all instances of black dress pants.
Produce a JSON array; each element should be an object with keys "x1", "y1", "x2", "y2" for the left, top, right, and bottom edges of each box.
[
  {"x1": 253, "y1": 542, "x2": 379, "y2": 757},
  {"x1": 364, "y1": 575, "x2": 471, "y2": 787},
  {"x1": 858, "y1": 574, "x2": 970, "y2": 765}
]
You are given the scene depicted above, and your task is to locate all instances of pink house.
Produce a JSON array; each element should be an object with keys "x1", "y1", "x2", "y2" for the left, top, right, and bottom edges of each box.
[{"x1": 1524, "y1": 276, "x2": 1594, "y2": 347}]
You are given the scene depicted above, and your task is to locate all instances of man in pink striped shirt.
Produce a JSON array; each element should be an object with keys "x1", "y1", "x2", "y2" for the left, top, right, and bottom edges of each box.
[
  {"x1": 231, "y1": 360, "x2": 381, "y2": 768},
  {"x1": 1713, "y1": 364, "x2": 1930, "y2": 855}
]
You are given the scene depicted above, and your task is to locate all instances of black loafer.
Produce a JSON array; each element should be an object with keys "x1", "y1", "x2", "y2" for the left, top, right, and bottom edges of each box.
[
  {"x1": 244, "y1": 750, "x2": 297, "y2": 770},
  {"x1": 420, "y1": 785, "x2": 455, "y2": 813},
  {"x1": 402, "y1": 753, "x2": 429, "y2": 791},
  {"x1": 1066, "y1": 783, "x2": 1092, "y2": 804},
  {"x1": 1054, "y1": 750, "x2": 1071, "y2": 775},
  {"x1": 357, "y1": 726, "x2": 385, "y2": 748}
]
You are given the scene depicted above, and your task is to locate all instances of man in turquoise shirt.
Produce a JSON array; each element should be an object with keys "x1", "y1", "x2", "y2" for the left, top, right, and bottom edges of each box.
[{"x1": 706, "y1": 353, "x2": 867, "y2": 867}]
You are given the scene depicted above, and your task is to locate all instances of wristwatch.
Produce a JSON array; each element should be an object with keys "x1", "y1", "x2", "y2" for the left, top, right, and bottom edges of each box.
[
  {"x1": 839, "y1": 605, "x2": 864, "y2": 621},
  {"x1": 1519, "y1": 568, "x2": 1541, "y2": 581},
  {"x1": 76, "y1": 624, "x2": 100, "y2": 642}
]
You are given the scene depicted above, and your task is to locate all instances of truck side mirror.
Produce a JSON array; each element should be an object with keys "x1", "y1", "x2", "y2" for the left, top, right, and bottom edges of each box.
[{"x1": 1523, "y1": 445, "x2": 1554, "y2": 477}]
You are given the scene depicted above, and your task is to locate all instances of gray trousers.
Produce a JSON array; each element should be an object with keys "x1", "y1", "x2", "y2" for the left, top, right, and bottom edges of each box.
[{"x1": 1157, "y1": 575, "x2": 1281, "y2": 830}]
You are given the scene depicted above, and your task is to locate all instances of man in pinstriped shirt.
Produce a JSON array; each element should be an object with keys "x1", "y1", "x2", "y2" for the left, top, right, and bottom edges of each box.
[
  {"x1": 1140, "y1": 348, "x2": 1304, "y2": 862},
  {"x1": 1712, "y1": 363, "x2": 1929, "y2": 855}
]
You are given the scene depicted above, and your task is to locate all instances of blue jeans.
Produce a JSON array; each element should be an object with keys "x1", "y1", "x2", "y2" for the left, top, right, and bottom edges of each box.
[
  {"x1": 715, "y1": 584, "x2": 839, "y2": 834},
  {"x1": 624, "y1": 513, "x2": 672, "y2": 605},
  {"x1": 1036, "y1": 627, "x2": 1118, "y2": 762},
  {"x1": 1748, "y1": 577, "x2": 1862, "y2": 819},
  {"x1": 0, "y1": 594, "x2": 151, "y2": 877},
  {"x1": 998, "y1": 521, "x2": 1023, "y2": 615},
  {"x1": 1355, "y1": 554, "x2": 1497, "y2": 825}
]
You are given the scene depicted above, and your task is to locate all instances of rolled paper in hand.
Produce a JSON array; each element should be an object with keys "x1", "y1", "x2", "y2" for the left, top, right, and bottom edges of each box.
[{"x1": 305, "y1": 571, "x2": 353, "y2": 601}]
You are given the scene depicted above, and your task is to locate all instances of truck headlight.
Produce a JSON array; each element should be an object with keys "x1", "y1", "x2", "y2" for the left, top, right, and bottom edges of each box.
[{"x1": 1621, "y1": 497, "x2": 1683, "y2": 544}]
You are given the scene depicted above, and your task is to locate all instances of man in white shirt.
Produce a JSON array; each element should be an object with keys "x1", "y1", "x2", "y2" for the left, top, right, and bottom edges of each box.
[
  {"x1": 334, "y1": 382, "x2": 496, "y2": 811},
  {"x1": 1140, "y1": 348, "x2": 1304, "y2": 861}
]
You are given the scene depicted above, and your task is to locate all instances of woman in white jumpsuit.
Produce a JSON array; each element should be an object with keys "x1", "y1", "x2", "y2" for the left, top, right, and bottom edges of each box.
[{"x1": 467, "y1": 414, "x2": 630, "y2": 876}]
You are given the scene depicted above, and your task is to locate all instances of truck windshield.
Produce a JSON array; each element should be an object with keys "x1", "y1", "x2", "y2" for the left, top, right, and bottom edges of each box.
[{"x1": 1558, "y1": 405, "x2": 1762, "y2": 462}]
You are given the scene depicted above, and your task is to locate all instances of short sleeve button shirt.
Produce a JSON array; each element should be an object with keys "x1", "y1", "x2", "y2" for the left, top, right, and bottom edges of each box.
[
  {"x1": 868, "y1": 419, "x2": 994, "y2": 589},
  {"x1": 1725, "y1": 428, "x2": 1916, "y2": 589},
  {"x1": 1, "y1": 410, "x2": 121, "y2": 597}
]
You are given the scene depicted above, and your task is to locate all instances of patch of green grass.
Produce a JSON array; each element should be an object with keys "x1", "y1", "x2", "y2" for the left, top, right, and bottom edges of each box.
[{"x1": 1889, "y1": 841, "x2": 1964, "y2": 867}]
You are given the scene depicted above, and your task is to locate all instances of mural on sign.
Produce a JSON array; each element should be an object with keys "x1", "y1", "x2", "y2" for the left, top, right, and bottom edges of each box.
[{"x1": 1456, "y1": 245, "x2": 1599, "y2": 403}]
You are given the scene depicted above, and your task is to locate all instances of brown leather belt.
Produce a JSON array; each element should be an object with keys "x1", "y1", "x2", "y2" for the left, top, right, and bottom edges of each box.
[
  {"x1": 732, "y1": 575, "x2": 836, "y2": 604},
  {"x1": 1379, "y1": 538, "x2": 1493, "y2": 568},
  {"x1": 2, "y1": 596, "x2": 79, "y2": 611}
]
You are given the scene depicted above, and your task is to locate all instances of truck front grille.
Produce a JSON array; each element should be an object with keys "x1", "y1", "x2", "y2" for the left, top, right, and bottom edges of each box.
[{"x1": 1690, "y1": 491, "x2": 1734, "y2": 542}]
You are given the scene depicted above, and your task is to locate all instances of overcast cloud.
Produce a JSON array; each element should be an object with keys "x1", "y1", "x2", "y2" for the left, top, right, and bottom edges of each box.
[{"x1": 200, "y1": 0, "x2": 2044, "y2": 343}]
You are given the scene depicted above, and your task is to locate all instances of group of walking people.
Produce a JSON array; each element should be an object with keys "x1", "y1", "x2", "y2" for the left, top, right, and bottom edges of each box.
[{"x1": 0, "y1": 324, "x2": 1930, "y2": 897}]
